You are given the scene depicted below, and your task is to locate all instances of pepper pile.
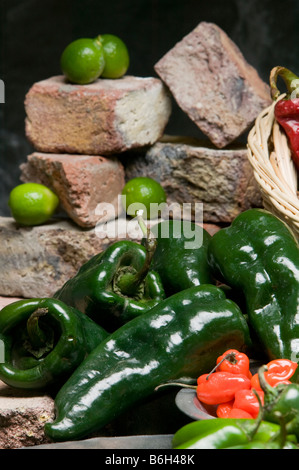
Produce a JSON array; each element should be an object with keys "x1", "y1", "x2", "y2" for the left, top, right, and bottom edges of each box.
[
  {"x1": 173, "y1": 356, "x2": 299, "y2": 449},
  {"x1": 195, "y1": 349, "x2": 298, "y2": 420},
  {"x1": 172, "y1": 417, "x2": 298, "y2": 449},
  {"x1": 0, "y1": 208, "x2": 298, "y2": 445}
]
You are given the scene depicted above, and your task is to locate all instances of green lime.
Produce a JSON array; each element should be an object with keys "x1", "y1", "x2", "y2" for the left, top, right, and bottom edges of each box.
[
  {"x1": 8, "y1": 183, "x2": 59, "y2": 226},
  {"x1": 122, "y1": 177, "x2": 166, "y2": 219},
  {"x1": 60, "y1": 38, "x2": 105, "y2": 84},
  {"x1": 95, "y1": 34, "x2": 129, "y2": 79}
]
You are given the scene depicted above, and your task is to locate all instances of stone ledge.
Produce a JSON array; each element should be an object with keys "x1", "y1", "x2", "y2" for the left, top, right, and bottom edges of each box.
[
  {"x1": 0, "y1": 216, "x2": 221, "y2": 299},
  {"x1": 0, "y1": 380, "x2": 54, "y2": 449}
]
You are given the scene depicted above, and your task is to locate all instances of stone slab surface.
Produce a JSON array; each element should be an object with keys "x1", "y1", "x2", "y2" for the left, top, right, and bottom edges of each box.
[
  {"x1": 20, "y1": 152, "x2": 125, "y2": 228},
  {"x1": 0, "y1": 217, "x2": 116, "y2": 298},
  {"x1": 25, "y1": 75, "x2": 172, "y2": 155},
  {"x1": 26, "y1": 434, "x2": 173, "y2": 449},
  {"x1": 154, "y1": 22, "x2": 271, "y2": 148},
  {"x1": 0, "y1": 216, "x2": 221, "y2": 299},
  {"x1": 124, "y1": 136, "x2": 263, "y2": 223},
  {"x1": 0, "y1": 380, "x2": 54, "y2": 449},
  {"x1": 0, "y1": 296, "x2": 23, "y2": 310}
]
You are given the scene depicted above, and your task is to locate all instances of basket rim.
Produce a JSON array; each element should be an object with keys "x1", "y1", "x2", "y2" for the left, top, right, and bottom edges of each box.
[{"x1": 247, "y1": 96, "x2": 299, "y2": 236}]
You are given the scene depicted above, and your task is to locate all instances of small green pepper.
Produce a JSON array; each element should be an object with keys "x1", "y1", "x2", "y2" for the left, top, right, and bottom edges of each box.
[
  {"x1": 0, "y1": 298, "x2": 109, "y2": 389},
  {"x1": 227, "y1": 441, "x2": 298, "y2": 449},
  {"x1": 142, "y1": 219, "x2": 214, "y2": 296},
  {"x1": 45, "y1": 284, "x2": 251, "y2": 442},
  {"x1": 172, "y1": 418, "x2": 297, "y2": 449},
  {"x1": 208, "y1": 208, "x2": 299, "y2": 361},
  {"x1": 258, "y1": 365, "x2": 299, "y2": 439}
]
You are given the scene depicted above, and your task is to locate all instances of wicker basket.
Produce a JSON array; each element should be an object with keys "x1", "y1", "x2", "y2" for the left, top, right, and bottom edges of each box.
[{"x1": 247, "y1": 94, "x2": 299, "y2": 239}]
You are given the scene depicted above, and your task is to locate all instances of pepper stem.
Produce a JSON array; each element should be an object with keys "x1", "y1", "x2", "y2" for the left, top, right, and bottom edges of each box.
[
  {"x1": 114, "y1": 211, "x2": 157, "y2": 298},
  {"x1": 26, "y1": 308, "x2": 49, "y2": 349},
  {"x1": 258, "y1": 365, "x2": 279, "y2": 404},
  {"x1": 248, "y1": 388, "x2": 266, "y2": 439},
  {"x1": 205, "y1": 352, "x2": 237, "y2": 380},
  {"x1": 270, "y1": 66, "x2": 299, "y2": 100},
  {"x1": 154, "y1": 382, "x2": 197, "y2": 392}
]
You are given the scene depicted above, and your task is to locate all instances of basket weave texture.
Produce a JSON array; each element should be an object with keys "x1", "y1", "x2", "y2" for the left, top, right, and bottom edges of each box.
[{"x1": 247, "y1": 94, "x2": 299, "y2": 239}]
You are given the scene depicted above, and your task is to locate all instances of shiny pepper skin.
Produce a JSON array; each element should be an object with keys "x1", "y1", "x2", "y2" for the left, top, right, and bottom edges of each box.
[
  {"x1": 251, "y1": 359, "x2": 298, "y2": 390},
  {"x1": 207, "y1": 208, "x2": 299, "y2": 362},
  {"x1": 233, "y1": 389, "x2": 264, "y2": 419},
  {"x1": 216, "y1": 349, "x2": 252, "y2": 378},
  {"x1": 196, "y1": 371, "x2": 251, "y2": 405}
]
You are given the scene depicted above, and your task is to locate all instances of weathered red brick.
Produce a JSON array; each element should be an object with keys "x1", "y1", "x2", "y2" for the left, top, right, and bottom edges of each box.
[
  {"x1": 20, "y1": 152, "x2": 125, "y2": 228},
  {"x1": 154, "y1": 22, "x2": 271, "y2": 148},
  {"x1": 25, "y1": 75, "x2": 172, "y2": 155}
]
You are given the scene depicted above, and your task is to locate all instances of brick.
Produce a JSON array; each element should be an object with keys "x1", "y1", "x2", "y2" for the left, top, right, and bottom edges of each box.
[
  {"x1": 20, "y1": 152, "x2": 125, "y2": 228},
  {"x1": 0, "y1": 381, "x2": 54, "y2": 449},
  {"x1": 124, "y1": 136, "x2": 263, "y2": 223},
  {"x1": 24, "y1": 75, "x2": 172, "y2": 155},
  {"x1": 154, "y1": 22, "x2": 271, "y2": 148}
]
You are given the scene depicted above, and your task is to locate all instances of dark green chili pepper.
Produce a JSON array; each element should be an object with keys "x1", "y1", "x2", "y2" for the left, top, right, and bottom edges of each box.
[
  {"x1": 172, "y1": 417, "x2": 296, "y2": 449},
  {"x1": 0, "y1": 297, "x2": 109, "y2": 389},
  {"x1": 207, "y1": 208, "x2": 299, "y2": 361},
  {"x1": 54, "y1": 237, "x2": 165, "y2": 332},
  {"x1": 142, "y1": 219, "x2": 214, "y2": 296},
  {"x1": 45, "y1": 284, "x2": 251, "y2": 442}
]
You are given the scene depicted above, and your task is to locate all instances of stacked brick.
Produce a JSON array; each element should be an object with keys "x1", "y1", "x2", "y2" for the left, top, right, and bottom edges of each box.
[
  {"x1": 22, "y1": 75, "x2": 172, "y2": 228},
  {"x1": 0, "y1": 20, "x2": 271, "y2": 298},
  {"x1": 0, "y1": 21, "x2": 271, "y2": 300}
]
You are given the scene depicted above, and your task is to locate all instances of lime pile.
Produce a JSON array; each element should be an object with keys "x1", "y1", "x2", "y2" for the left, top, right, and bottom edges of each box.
[{"x1": 61, "y1": 34, "x2": 130, "y2": 84}]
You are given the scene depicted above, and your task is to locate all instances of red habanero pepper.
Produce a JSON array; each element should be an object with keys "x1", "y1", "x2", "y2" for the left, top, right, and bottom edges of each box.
[
  {"x1": 270, "y1": 66, "x2": 299, "y2": 170},
  {"x1": 216, "y1": 400, "x2": 234, "y2": 418},
  {"x1": 216, "y1": 349, "x2": 251, "y2": 379},
  {"x1": 196, "y1": 371, "x2": 251, "y2": 405},
  {"x1": 226, "y1": 409, "x2": 254, "y2": 419},
  {"x1": 251, "y1": 359, "x2": 297, "y2": 391},
  {"x1": 233, "y1": 389, "x2": 264, "y2": 419}
]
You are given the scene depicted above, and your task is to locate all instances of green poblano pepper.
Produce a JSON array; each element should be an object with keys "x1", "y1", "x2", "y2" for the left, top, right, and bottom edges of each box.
[
  {"x1": 54, "y1": 238, "x2": 165, "y2": 332},
  {"x1": 0, "y1": 298, "x2": 109, "y2": 389},
  {"x1": 207, "y1": 208, "x2": 299, "y2": 362},
  {"x1": 45, "y1": 284, "x2": 251, "y2": 442},
  {"x1": 172, "y1": 418, "x2": 297, "y2": 449},
  {"x1": 142, "y1": 219, "x2": 214, "y2": 296}
]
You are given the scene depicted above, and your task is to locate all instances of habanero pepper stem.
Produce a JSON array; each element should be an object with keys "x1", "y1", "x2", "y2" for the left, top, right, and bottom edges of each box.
[
  {"x1": 155, "y1": 351, "x2": 246, "y2": 391},
  {"x1": 207, "y1": 351, "x2": 240, "y2": 379}
]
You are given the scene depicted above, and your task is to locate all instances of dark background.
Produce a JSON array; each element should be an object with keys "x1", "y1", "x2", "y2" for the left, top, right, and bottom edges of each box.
[{"x1": 0, "y1": 0, "x2": 298, "y2": 216}]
